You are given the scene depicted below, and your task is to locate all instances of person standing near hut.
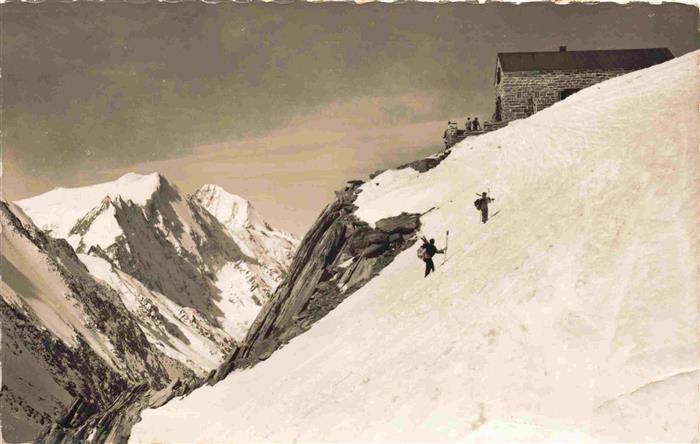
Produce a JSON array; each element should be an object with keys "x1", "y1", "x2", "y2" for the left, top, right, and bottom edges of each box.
[{"x1": 473, "y1": 117, "x2": 482, "y2": 131}]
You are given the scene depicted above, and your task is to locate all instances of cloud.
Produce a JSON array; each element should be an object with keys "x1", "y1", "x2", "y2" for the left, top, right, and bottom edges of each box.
[{"x1": 84, "y1": 93, "x2": 448, "y2": 235}]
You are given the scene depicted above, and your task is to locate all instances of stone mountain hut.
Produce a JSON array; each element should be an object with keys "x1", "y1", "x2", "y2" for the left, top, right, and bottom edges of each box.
[{"x1": 493, "y1": 47, "x2": 674, "y2": 123}]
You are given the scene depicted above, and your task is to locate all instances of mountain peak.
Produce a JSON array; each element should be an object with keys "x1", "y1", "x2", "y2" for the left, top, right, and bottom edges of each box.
[
  {"x1": 116, "y1": 171, "x2": 163, "y2": 187},
  {"x1": 16, "y1": 172, "x2": 164, "y2": 238},
  {"x1": 194, "y1": 184, "x2": 264, "y2": 231}
]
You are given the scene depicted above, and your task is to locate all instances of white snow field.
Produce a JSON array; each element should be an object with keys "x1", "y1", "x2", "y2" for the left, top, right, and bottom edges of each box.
[
  {"x1": 78, "y1": 253, "x2": 226, "y2": 372},
  {"x1": 16, "y1": 172, "x2": 160, "y2": 240},
  {"x1": 194, "y1": 183, "x2": 298, "y2": 276},
  {"x1": 132, "y1": 52, "x2": 698, "y2": 442}
]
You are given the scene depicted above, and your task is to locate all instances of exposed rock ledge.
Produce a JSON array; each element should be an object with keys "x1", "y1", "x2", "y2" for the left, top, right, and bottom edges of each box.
[{"x1": 219, "y1": 181, "x2": 422, "y2": 373}]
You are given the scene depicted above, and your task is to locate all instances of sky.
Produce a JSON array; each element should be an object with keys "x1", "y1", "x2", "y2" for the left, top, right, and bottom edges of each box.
[{"x1": 2, "y1": 2, "x2": 697, "y2": 235}]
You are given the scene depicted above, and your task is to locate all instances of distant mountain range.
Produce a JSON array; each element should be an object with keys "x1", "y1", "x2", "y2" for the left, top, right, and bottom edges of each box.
[{"x1": 1, "y1": 173, "x2": 297, "y2": 442}]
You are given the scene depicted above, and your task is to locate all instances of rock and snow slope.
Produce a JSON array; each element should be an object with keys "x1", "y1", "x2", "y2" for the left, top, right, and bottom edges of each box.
[
  {"x1": 193, "y1": 184, "x2": 298, "y2": 338},
  {"x1": 16, "y1": 174, "x2": 298, "y2": 372},
  {"x1": 133, "y1": 52, "x2": 698, "y2": 442},
  {"x1": 0, "y1": 201, "x2": 185, "y2": 442},
  {"x1": 194, "y1": 184, "x2": 297, "y2": 277}
]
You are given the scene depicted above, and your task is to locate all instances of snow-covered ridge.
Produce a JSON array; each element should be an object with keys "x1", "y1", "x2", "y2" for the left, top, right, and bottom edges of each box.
[
  {"x1": 195, "y1": 184, "x2": 265, "y2": 231},
  {"x1": 17, "y1": 172, "x2": 161, "y2": 239},
  {"x1": 194, "y1": 184, "x2": 297, "y2": 243},
  {"x1": 134, "y1": 52, "x2": 699, "y2": 442},
  {"x1": 194, "y1": 184, "x2": 299, "y2": 275}
]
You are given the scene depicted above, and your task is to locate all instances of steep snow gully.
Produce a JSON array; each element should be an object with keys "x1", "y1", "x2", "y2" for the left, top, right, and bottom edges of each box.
[{"x1": 137, "y1": 51, "x2": 695, "y2": 441}]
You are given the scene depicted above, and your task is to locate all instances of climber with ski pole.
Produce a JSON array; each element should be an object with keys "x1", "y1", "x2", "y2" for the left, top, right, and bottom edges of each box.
[
  {"x1": 417, "y1": 236, "x2": 445, "y2": 277},
  {"x1": 474, "y1": 191, "x2": 495, "y2": 224}
]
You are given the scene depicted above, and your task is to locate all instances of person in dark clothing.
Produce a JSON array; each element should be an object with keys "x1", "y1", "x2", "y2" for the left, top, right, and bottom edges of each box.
[
  {"x1": 420, "y1": 237, "x2": 444, "y2": 277},
  {"x1": 472, "y1": 117, "x2": 482, "y2": 131},
  {"x1": 475, "y1": 191, "x2": 495, "y2": 223}
]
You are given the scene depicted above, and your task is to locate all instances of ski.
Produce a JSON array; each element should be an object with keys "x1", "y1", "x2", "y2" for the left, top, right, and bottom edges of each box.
[{"x1": 487, "y1": 210, "x2": 501, "y2": 222}]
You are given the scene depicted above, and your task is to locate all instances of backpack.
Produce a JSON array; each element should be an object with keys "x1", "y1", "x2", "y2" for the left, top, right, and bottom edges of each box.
[
  {"x1": 474, "y1": 198, "x2": 482, "y2": 210},
  {"x1": 417, "y1": 245, "x2": 428, "y2": 260}
]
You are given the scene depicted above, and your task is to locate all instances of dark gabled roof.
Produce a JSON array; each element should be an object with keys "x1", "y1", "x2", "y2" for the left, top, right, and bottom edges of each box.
[{"x1": 497, "y1": 48, "x2": 674, "y2": 72}]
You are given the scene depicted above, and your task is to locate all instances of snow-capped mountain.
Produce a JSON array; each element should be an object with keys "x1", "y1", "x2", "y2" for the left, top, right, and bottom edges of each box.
[
  {"x1": 194, "y1": 184, "x2": 297, "y2": 278},
  {"x1": 8, "y1": 175, "x2": 297, "y2": 441},
  {"x1": 193, "y1": 184, "x2": 298, "y2": 338},
  {"x1": 133, "y1": 52, "x2": 698, "y2": 442},
  {"x1": 0, "y1": 201, "x2": 191, "y2": 442},
  {"x1": 17, "y1": 174, "x2": 297, "y2": 349}
]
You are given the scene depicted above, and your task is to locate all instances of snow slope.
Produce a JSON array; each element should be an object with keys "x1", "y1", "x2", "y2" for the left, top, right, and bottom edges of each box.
[
  {"x1": 78, "y1": 254, "x2": 226, "y2": 372},
  {"x1": 133, "y1": 52, "x2": 698, "y2": 442}
]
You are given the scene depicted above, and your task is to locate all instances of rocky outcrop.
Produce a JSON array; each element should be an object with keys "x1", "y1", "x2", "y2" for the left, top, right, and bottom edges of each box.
[
  {"x1": 397, "y1": 148, "x2": 452, "y2": 173},
  {"x1": 371, "y1": 148, "x2": 452, "y2": 180},
  {"x1": 38, "y1": 373, "x2": 208, "y2": 444},
  {"x1": 214, "y1": 181, "x2": 422, "y2": 374},
  {"x1": 223, "y1": 151, "x2": 455, "y2": 372}
]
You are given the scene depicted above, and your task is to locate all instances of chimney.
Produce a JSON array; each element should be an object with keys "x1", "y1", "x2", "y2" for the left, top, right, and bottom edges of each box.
[{"x1": 559, "y1": 46, "x2": 567, "y2": 52}]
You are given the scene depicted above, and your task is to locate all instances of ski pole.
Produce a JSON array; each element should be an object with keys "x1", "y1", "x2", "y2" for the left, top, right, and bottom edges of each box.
[{"x1": 442, "y1": 230, "x2": 449, "y2": 265}]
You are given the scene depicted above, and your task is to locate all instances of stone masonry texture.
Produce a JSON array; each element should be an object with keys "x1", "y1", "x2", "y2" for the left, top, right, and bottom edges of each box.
[{"x1": 495, "y1": 65, "x2": 633, "y2": 122}]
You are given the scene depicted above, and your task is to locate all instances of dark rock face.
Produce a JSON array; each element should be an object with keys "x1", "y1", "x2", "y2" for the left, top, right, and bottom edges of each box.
[
  {"x1": 38, "y1": 374, "x2": 206, "y2": 444},
  {"x1": 397, "y1": 148, "x2": 451, "y2": 174},
  {"x1": 375, "y1": 212, "x2": 420, "y2": 234},
  {"x1": 111, "y1": 199, "x2": 225, "y2": 322},
  {"x1": 369, "y1": 169, "x2": 386, "y2": 179},
  {"x1": 186, "y1": 196, "x2": 257, "y2": 271},
  {"x1": 217, "y1": 182, "x2": 422, "y2": 373},
  {"x1": 371, "y1": 147, "x2": 452, "y2": 180}
]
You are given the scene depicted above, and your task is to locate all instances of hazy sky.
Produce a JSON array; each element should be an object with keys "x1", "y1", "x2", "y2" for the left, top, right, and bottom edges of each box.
[{"x1": 2, "y1": 2, "x2": 697, "y2": 235}]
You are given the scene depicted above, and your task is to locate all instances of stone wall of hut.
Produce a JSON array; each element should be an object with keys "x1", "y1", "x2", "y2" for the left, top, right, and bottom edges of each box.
[{"x1": 495, "y1": 65, "x2": 634, "y2": 122}]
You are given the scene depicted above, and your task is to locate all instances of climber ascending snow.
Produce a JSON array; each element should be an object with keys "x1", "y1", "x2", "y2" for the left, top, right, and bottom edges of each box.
[
  {"x1": 474, "y1": 191, "x2": 495, "y2": 224},
  {"x1": 417, "y1": 236, "x2": 445, "y2": 277}
]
